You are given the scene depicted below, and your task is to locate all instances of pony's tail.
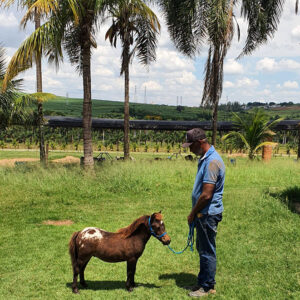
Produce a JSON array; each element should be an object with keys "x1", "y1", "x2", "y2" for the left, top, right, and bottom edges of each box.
[{"x1": 69, "y1": 231, "x2": 80, "y2": 269}]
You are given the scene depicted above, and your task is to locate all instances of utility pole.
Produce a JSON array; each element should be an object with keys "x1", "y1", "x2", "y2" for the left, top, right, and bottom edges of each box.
[
  {"x1": 144, "y1": 86, "x2": 147, "y2": 104},
  {"x1": 134, "y1": 85, "x2": 137, "y2": 103}
]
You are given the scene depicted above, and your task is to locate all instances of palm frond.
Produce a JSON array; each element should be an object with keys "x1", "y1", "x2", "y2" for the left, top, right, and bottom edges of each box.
[
  {"x1": 158, "y1": 0, "x2": 205, "y2": 57},
  {"x1": 239, "y1": 0, "x2": 284, "y2": 57},
  {"x1": 2, "y1": 20, "x2": 62, "y2": 91}
]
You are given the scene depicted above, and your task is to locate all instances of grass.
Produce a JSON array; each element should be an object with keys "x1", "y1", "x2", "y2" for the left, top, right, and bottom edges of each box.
[{"x1": 0, "y1": 156, "x2": 299, "y2": 299}]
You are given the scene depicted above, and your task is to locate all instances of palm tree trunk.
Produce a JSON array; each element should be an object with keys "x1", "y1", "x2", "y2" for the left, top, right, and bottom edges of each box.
[
  {"x1": 82, "y1": 16, "x2": 94, "y2": 168},
  {"x1": 211, "y1": 47, "x2": 220, "y2": 147},
  {"x1": 123, "y1": 43, "x2": 130, "y2": 160},
  {"x1": 35, "y1": 10, "x2": 46, "y2": 164},
  {"x1": 212, "y1": 101, "x2": 218, "y2": 146}
]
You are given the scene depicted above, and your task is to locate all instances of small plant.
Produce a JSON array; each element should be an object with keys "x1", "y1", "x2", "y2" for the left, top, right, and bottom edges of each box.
[
  {"x1": 109, "y1": 143, "x2": 114, "y2": 151},
  {"x1": 12, "y1": 139, "x2": 18, "y2": 150},
  {"x1": 0, "y1": 140, "x2": 5, "y2": 149},
  {"x1": 61, "y1": 142, "x2": 67, "y2": 151},
  {"x1": 166, "y1": 144, "x2": 171, "y2": 153},
  {"x1": 144, "y1": 144, "x2": 149, "y2": 152},
  {"x1": 74, "y1": 141, "x2": 79, "y2": 151},
  {"x1": 97, "y1": 142, "x2": 102, "y2": 151},
  {"x1": 132, "y1": 143, "x2": 137, "y2": 152},
  {"x1": 50, "y1": 141, "x2": 56, "y2": 150},
  {"x1": 155, "y1": 144, "x2": 159, "y2": 153},
  {"x1": 286, "y1": 144, "x2": 290, "y2": 156},
  {"x1": 25, "y1": 139, "x2": 32, "y2": 150}
]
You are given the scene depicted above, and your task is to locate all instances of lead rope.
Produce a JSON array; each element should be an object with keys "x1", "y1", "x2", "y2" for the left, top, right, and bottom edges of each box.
[{"x1": 167, "y1": 222, "x2": 195, "y2": 254}]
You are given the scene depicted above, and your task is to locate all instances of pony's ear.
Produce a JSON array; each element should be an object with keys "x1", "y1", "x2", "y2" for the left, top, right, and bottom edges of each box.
[{"x1": 159, "y1": 210, "x2": 162, "y2": 213}]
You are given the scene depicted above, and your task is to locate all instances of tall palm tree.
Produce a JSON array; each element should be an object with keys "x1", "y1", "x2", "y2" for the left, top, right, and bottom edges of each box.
[
  {"x1": 222, "y1": 109, "x2": 283, "y2": 159},
  {"x1": 158, "y1": 0, "x2": 292, "y2": 146},
  {"x1": 1, "y1": 0, "x2": 110, "y2": 168},
  {"x1": 105, "y1": 0, "x2": 160, "y2": 159},
  {"x1": 0, "y1": 0, "x2": 56, "y2": 163}
]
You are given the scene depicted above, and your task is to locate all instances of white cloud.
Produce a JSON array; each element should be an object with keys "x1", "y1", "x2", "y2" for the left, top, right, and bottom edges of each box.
[
  {"x1": 142, "y1": 81, "x2": 163, "y2": 91},
  {"x1": 256, "y1": 58, "x2": 277, "y2": 72},
  {"x1": 0, "y1": 13, "x2": 18, "y2": 27},
  {"x1": 291, "y1": 25, "x2": 300, "y2": 39},
  {"x1": 278, "y1": 59, "x2": 300, "y2": 70},
  {"x1": 237, "y1": 77, "x2": 259, "y2": 88},
  {"x1": 224, "y1": 81, "x2": 234, "y2": 88},
  {"x1": 224, "y1": 59, "x2": 244, "y2": 74},
  {"x1": 256, "y1": 57, "x2": 300, "y2": 72},
  {"x1": 176, "y1": 71, "x2": 197, "y2": 85},
  {"x1": 283, "y1": 80, "x2": 299, "y2": 89}
]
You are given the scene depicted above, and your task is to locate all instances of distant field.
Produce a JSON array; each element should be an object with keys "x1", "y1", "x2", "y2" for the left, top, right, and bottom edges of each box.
[
  {"x1": 43, "y1": 96, "x2": 215, "y2": 121},
  {"x1": 42, "y1": 96, "x2": 300, "y2": 121}
]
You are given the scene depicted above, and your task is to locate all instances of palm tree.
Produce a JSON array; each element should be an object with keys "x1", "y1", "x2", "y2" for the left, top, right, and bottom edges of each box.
[
  {"x1": 158, "y1": 0, "x2": 293, "y2": 146},
  {"x1": 222, "y1": 109, "x2": 283, "y2": 160},
  {"x1": 1, "y1": 0, "x2": 110, "y2": 168},
  {"x1": 105, "y1": 0, "x2": 160, "y2": 159},
  {"x1": 0, "y1": 45, "x2": 32, "y2": 129},
  {"x1": 0, "y1": 0, "x2": 56, "y2": 163}
]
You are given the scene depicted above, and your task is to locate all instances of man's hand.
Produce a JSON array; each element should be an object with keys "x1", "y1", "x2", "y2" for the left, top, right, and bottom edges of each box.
[{"x1": 187, "y1": 211, "x2": 195, "y2": 224}]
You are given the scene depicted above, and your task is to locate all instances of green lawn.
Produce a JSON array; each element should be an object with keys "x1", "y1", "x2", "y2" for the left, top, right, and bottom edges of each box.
[{"x1": 0, "y1": 156, "x2": 299, "y2": 299}]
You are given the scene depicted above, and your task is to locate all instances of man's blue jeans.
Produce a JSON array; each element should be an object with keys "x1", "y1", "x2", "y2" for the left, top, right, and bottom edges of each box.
[{"x1": 195, "y1": 213, "x2": 222, "y2": 290}]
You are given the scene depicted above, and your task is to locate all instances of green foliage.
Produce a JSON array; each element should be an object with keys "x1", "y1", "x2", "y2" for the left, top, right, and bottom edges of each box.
[
  {"x1": 0, "y1": 140, "x2": 5, "y2": 149},
  {"x1": 222, "y1": 109, "x2": 283, "y2": 159}
]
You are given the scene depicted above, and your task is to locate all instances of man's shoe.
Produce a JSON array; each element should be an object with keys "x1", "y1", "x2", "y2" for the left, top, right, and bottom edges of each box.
[{"x1": 188, "y1": 287, "x2": 216, "y2": 297}]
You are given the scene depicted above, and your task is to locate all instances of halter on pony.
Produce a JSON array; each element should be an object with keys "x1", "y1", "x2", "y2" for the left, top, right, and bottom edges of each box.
[
  {"x1": 148, "y1": 216, "x2": 195, "y2": 254},
  {"x1": 148, "y1": 216, "x2": 167, "y2": 239}
]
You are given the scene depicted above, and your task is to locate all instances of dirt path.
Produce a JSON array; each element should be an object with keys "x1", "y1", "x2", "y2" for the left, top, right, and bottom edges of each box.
[
  {"x1": 0, "y1": 158, "x2": 39, "y2": 167},
  {"x1": 0, "y1": 156, "x2": 80, "y2": 167}
]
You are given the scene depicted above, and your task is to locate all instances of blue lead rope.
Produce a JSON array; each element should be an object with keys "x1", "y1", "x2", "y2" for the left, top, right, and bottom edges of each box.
[{"x1": 167, "y1": 222, "x2": 195, "y2": 254}]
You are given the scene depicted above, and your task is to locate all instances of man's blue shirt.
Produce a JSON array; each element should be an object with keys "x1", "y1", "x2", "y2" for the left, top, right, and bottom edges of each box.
[{"x1": 192, "y1": 145, "x2": 225, "y2": 215}]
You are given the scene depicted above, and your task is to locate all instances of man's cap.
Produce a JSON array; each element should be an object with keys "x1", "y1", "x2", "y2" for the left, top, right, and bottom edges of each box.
[{"x1": 182, "y1": 128, "x2": 206, "y2": 148}]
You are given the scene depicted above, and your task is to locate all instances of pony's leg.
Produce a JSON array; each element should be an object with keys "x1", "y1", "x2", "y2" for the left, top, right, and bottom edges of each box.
[
  {"x1": 72, "y1": 258, "x2": 87, "y2": 293},
  {"x1": 80, "y1": 257, "x2": 91, "y2": 288},
  {"x1": 72, "y1": 263, "x2": 80, "y2": 293},
  {"x1": 126, "y1": 258, "x2": 137, "y2": 292}
]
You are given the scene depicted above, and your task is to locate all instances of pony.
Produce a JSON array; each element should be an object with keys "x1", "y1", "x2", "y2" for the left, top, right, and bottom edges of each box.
[{"x1": 69, "y1": 212, "x2": 171, "y2": 293}]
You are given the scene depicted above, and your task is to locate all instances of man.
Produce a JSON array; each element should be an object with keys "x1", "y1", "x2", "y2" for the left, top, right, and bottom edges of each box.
[{"x1": 182, "y1": 128, "x2": 225, "y2": 298}]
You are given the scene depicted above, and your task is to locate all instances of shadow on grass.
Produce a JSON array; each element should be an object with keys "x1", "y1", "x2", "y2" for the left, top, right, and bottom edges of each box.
[
  {"x1": 66, "y1": 280, "x2": 160, "y2": 291},
  {"x1": 270, "y1": 185, "x2": 300, "y2": 214},
  {"x1": 159, "y1": 272, "x2": 197, "y2": 289}
]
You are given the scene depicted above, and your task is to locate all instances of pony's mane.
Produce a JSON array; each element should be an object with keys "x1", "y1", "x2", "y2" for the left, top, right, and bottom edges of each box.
[{"x1": 117, "y1": 215, "x2": 148, "y2": 239}]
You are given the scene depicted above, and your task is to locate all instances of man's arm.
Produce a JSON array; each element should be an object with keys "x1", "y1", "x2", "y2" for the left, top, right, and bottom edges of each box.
[{"x1": 187, "y1": 183, "x2": 215, "y2": 224}]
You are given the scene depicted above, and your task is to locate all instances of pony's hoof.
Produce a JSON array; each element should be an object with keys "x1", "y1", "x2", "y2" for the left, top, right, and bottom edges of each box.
[
  {"x1": 72, "y1": 288, "x2": 79, "y2": 294},
  {"x1": 80, "y1": 282, "x2": 88, "y2": 288}
]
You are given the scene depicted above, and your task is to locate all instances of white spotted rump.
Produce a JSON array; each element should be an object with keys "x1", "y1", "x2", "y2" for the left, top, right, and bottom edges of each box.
[{"x1": 81, "y1": 227, "x2": 103, "y2": 241}]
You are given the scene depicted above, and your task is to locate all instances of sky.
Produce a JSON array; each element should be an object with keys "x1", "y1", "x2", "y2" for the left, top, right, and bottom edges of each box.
[{"x1": 1, "y1": 0, "x2": 300, "y2": 107}]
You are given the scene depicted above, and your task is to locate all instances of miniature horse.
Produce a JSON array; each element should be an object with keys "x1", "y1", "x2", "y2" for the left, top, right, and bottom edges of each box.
[{"x1": 69, "y1": 212, "x2": 171, "y2": 293}]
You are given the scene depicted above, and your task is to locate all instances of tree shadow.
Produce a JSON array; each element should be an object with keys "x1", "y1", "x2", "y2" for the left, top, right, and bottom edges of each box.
[
  {"x1": 269, "y1": 186, "x2": 300, "y2": 214},
  {"x1": 66, "y1": 280, "x2": 160, "y2": 291},
  {"x1": 159, "y1": 272, "x2": 197, "y2": 289}
]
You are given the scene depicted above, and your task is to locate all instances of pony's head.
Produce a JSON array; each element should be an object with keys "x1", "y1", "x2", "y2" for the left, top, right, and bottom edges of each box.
[{"x1": 149, "y1": 211, "x2": 171, "y2": 245}]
